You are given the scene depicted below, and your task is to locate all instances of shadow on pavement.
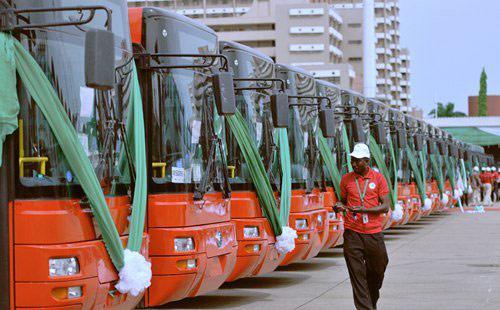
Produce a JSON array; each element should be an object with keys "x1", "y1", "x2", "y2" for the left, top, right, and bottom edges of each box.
[
  {"x1": 161, "y1": 291, "x2": 271, "y2": 309},
  {"x1": 222, "y1": 273, "x2": 310, "y2": 289},
  {"x1": 277, "y1": 260, "x2": 339, "y2": 272},
  {"x1": 315, "y1": 250, "x2": 345, "y2": 258}
]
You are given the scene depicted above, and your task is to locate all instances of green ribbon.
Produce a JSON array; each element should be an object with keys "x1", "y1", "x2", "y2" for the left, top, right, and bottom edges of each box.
[
  {"x1": 0, "y1": 33, "x2": 148, "y2": 270},
  {"x1": 318, "y1": 131, "x2": 342, "y2": 199},
  {"x1": 341, "y1": 124, "x2": 353, "y2": 173},
  {"x1": 226, "y1": 110, "x2": 283, "y2": 236},
  {"x1": 405, "y1": 145, "x2": 427, "y2": 201},
  {"x1": 369, "y1": 135, "x2": 396, "y2": 209},
  {"x1": 277, "y1": 127, "x2": 291, "y2": 225}
]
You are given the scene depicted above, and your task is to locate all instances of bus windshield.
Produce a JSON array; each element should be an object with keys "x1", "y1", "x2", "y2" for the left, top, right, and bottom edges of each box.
[
  {"x1": 317, "y1": 83, "x2": 341, "y2": 170},
  {"x1": 223, "y1": 48, "x2": 276, "y2": 188},
  {"x1": 143, "y1": 15, "x2": 224, "y2": 192},
  {"x1": 15, "y1": 0, "x2": 133, "y2": 197},
  {"x1": 278, "y1": 69, "x2": 318, "y2": 188}
]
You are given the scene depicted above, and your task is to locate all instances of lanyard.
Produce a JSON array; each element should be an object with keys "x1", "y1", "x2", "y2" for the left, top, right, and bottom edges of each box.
[{"x1": 354, "y1": 177, "x2": 370, "y2": 208}]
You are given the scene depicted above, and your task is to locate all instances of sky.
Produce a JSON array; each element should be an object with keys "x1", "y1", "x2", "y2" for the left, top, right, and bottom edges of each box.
[{"x1": 399, "y1": 0, "x2": 500, "y2": 116}]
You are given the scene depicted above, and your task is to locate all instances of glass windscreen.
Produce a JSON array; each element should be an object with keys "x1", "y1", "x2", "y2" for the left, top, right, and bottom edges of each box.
[
  {"x1": 223, "y1": 49, "x2": 276, "y2": 188},
  {"x1": 317, "y1": 83, "x2": 341, "y2": 175},
  {"x1": 144, "y1": 15, "x2": 224, "y2": 192},
  {"x1": 278, "y1": 69, "x2": 318, "y2": 188},
  {"x1": 15, "y1": 0, "x2": 133, "y2": 197}
]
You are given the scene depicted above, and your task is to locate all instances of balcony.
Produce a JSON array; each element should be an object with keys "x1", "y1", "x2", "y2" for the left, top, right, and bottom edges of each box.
[
  {"x1": 376, "y1": 48, "x2": 391, "y2": 56},
  {"x1": 328, "y1": 8, "x2": 343, "y2": 24},
  {"x1": 400, "y1": 80, "x2": 410, "y2": 86},
  {"x1": 376, "y1": 32, "x2": 391, "y2": 40},
  {"x1": 376, "y1": 17, "x2": 391, "y2": 26},
  {"x1": 333, "y1": 3, "x2": 363, "y2": 9},
  {"x1": 389, "y1": 43, "x2": 401, "y2": 50},
  {"x1": 177, "y1": 8, "x2": 204, "y2": 16},
  {"x1": 176, "y1": 7, "x2": 250, "y2": 16},
  {"x1": 329, "y1": 45, "x2": 343, "y2": 57},
  {"x1": 377, "y1": 78, "x2": 393, "y2": 85},
  {"x1": 400, "y1": 93, "x2": 411, "y2": 99},
  {"x1": 389, "y1": 71, "x2": 403, "y2": 78},
  {"x1": 310, "y1": 69, "x2": 341, "y2": 78},
  {"x1": 376, "y1": 63, "x2": 392, "y2": 70},
  {"x1": 289, "y1": 8, "x2": 324, "y2": 16},
  {"x1": 400, "y1": 67, "x2": 411, "y2": 73},
  {"x1": 290, "y1": 26, "x2": 325, "y2": 34},
  {"x1": 290, "y1": 44, "x2": 325, "y2": 52},
  {"x1": 329, "y1": 27, "x2": 343, "y2": 41},
  {"x1": 400, "y1": 54, "x2": 410, "y2": 61},
  {"x1": 390, "y1": 57, "x2": 402, "y2": 64}
]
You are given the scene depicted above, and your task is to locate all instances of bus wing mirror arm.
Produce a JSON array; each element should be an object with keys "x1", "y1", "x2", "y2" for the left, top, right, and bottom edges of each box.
[{"x1": 85, "y1": 29, "x2": 115, "y2": 90}]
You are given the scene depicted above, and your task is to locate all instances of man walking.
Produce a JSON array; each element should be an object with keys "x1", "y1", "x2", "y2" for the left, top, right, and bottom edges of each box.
[
  {"x1": 471, "y1": 166, "x2": 482, "y2": 207},
  {"x1": 335, "y1": 143, "x2": 390, "y2": 310},
  {"x1": 480, "y1": 167, "x2": 493, "y2": 206}
]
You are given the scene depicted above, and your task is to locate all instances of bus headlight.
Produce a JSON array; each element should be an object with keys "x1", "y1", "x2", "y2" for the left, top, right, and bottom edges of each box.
[
  {"x1": 243, "y1": 226, "x2": 259, "y2": 238},
  {"x1": 328, "y1": 212, "x2": 335, "y2": 220},
  {"x1": 174, "y1": 237, "x2": 195, "y2": 252},
  {"x1": 68, "y1": 286, "x2": 83, "y2": 299},
  {"x1": 295, "y1": 219, "x2": 308, "y2": 229},
  {"x1": 317, "y1": 215, "x2": 323, "y2": 227},
  {"x1": 49, "y1": 257, "x2": 79, "y2": 277}
]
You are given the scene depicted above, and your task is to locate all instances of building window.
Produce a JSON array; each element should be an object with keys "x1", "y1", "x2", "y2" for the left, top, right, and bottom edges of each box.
[
  {"x1": 347, "y1": 23, "x2": 362, "y2": 28},
  {"x1": 348, "y1": 57, "x2": 362, "y2": 62},
  {"x1": 348, "y1": 40, "x2": 362, "y2": 45}
]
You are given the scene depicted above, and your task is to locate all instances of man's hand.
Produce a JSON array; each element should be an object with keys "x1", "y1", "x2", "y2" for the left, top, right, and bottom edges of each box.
[
  {"x1": 347, "y1": 205, "x2": 364, "y2": 212},
  {"x1": 333, "y1": 202, "x2": 347, "y2": 213}
]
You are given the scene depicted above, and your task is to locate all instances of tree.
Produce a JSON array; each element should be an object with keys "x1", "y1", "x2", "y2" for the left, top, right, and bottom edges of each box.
[
  {"x1": 428, "y1": 102, "x2": 467, "y2": 117},
  {"x1": 478, "y1": 68, "x2": 488, "y2": 116}
]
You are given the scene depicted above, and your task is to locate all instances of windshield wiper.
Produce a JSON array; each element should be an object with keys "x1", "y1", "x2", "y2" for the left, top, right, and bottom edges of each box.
[{"x1": 194, "y1": 88, "x2": 231, "y2": 200}]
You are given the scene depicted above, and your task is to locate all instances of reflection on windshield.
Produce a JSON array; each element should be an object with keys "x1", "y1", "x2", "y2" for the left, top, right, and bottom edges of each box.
[
  {"x1": 150, "y1": 69, "x2": 224, "y2": 187},
  {"x1": 280, "y1": 70, "x2": 318, "y2": 186},
  {"x1": 146, "y1": 15, "x2": 226, "y2": 190},
  {"x1": 15, "y1": 0, "x2": 133, "y2": 196},
  {"x1": 223, "y1": 49, "x2": 275, "y2": 186}
]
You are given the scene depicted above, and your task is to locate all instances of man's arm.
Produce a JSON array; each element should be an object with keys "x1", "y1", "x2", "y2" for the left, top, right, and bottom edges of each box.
[{"x1": 351, "y1": 194, "x2": 390, "y2": 214}]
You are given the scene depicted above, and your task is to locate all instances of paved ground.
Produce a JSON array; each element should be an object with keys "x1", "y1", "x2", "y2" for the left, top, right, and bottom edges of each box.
[{"x1": 163, "y1": 205, "x2": 500, "y2": 310}]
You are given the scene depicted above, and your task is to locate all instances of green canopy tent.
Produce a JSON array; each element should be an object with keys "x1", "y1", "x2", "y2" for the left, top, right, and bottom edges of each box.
[{"x1": 443, "y1": 127, "x2": 500, "y2": 146}]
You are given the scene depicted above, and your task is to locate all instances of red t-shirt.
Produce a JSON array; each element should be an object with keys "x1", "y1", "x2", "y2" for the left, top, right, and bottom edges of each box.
[
  {"x1": 480, "y1": 172, "x2": 492, "y2": 184},
  {"x1": 492, "y1": 172, "x2": 499, "y2": 183},
  {"x1": 340, "y1": 167, "x2": 389, "y2": 234}
]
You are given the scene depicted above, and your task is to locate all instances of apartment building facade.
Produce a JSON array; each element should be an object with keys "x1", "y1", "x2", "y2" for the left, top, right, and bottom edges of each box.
[
  {"x1": 329, "y1": 0, "x2": 412, "y2": 112},
  {"x1": 128, "y1": 0, "x2": 412, "y2": 113},
  {"x1": 128, "y1": 0, "x2": 356, "y2": 89}
]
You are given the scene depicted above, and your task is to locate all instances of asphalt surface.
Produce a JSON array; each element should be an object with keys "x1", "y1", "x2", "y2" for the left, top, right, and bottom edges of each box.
[{"x1": 162, "y1": 205, "x2": 500, "y2": 310}]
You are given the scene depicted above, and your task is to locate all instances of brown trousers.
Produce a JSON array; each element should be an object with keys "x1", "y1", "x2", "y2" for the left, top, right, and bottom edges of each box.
[{"x1": 343, "y1": 229, "x2": 389, "y2": 310}]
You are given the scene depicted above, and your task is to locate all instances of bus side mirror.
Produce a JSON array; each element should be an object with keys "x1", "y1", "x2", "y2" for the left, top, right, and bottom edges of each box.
[
  {"x1": 397, "y1": 130, "x2": 407, "y2": 148},
  {"x1": 373, "y1": 123, "x2": 387, "y2": 145},
  {"x1": 85, "y1": 29, "x2": 115, "y2": 90},
  {"x1": 414, "y1": 134, "x2": 423, "y2": 151},
  {"x1": 212, "y1": 71, "x2": 236, "y2": 115},
  {"x1": 428, "y1": 141, "x2": 436, "y2": 155},
  {"x1": 439, "y1": 142, "x2": 447, "y2": 155},
  {"x1": 352, "y1": 116, "x2": 366, "y2": 143},
  {"x1": 270, "y1": 93, "x2": 290, "y2": 128},
  {"x1": 319, "y1": 108, "x2": 336, "y2": 138},
  {"x1": 465, "y1": 150, "x2": 472, "y2": 161}
]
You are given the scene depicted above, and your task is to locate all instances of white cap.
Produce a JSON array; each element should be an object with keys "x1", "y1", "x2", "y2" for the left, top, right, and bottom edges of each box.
[
  {"x1": 350, "y1": 143, "x2": 371, "y2": 159},
  {"x1": 492, "y1": 167, "x2": 497, "y2": 171},
  {"x1": 482, "y1": 167, "x2": 486, "y2": 171},
  {"x1": 473, "y1": 166, "x2": 480, "y2": 172},
  {"x1": 486, "y1": 167, "x2": 491, "y2": 172}
]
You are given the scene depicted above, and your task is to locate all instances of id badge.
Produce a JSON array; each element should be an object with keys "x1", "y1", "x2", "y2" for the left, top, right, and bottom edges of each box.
[{"x1": 362, "y1": 213, "x2": 369, "y2": 224}]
